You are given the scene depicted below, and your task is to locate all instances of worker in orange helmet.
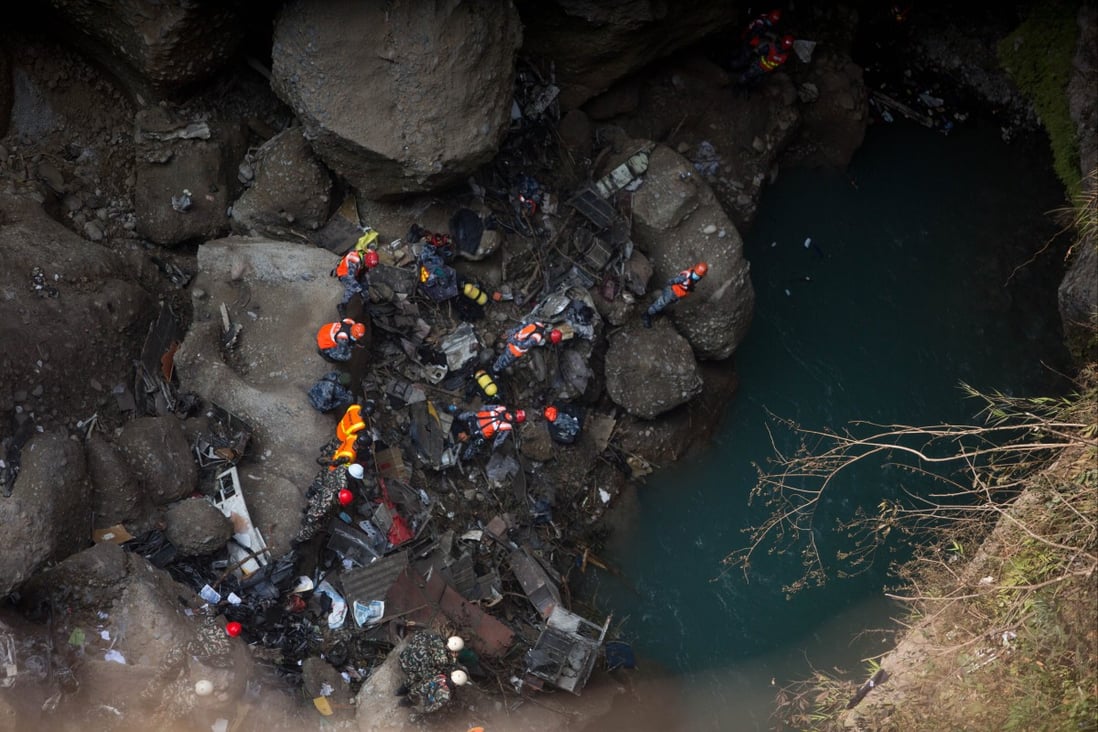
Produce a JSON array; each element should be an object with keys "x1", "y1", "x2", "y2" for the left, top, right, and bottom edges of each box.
[
  {"x1": 731, "y1": 9, "x2": 783, "y2": 71},
  {"x1": 490, "y1": 321, "x2": 562, "y2": 376},
  {"x1": 737, "y1": 34, "x2": 795, "y2": 89},
  {"x1": 642, "y1": 262, "x2": 708, "y2": 328},
  {"x1": 316, "y1": 318, "x2": 366, "y2": 362},
  {"x1": 457, "y1": 405, "x2": 526, "y2": 460},
  {"x1": 331, "y1": 248, "x2": 380, "y2": 315}
]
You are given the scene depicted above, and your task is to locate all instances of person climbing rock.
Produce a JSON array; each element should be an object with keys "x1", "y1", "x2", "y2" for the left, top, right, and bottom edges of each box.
[
  {"x1": 490, "y1": 321, "x2": 562, "y2": 376},
  {"x1": 731, "y1": 9, "x2": 783, "y2": 70},
  {"x1": 316, "y1": 318, "x2": 366, "y2": 362},
  {"x1": 331, "y1": 248, "x2": 379, "y2": 315},
  {"x1": 642, "y1": 262, "x2": 708, "y2": 328},
  {"x1": 457, "y1": 405, "x2": 525, "y2": 460},
  {"x1": 736, "y1": 34, "x2": 795, "y2": 89}
]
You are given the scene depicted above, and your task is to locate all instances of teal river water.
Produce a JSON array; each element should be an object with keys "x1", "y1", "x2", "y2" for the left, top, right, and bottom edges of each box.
[{"x1": 590, "y1": 119, "x2": 1072, "y2": 730}]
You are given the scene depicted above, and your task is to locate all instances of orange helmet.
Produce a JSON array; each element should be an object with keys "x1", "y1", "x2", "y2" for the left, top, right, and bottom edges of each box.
[
  {"x1": 780, "y1": 34, "x2": 795, "y2": 51},
  {"x1": 767, "y1": 9, "x2": 782, "y2": 24},
  {"x1": 350, "y1": 323, "x2": 366, "y2": 340},
  {"x1": 694, "y1": 262, "x2": 709, "y2": 277},
  {"x1": 363, "y1": 250, "x2": 380, "y2": 268},
  {"x1": 549, "y1": 329, "x2": 562, "y2": 345},
  {"x1": 543, "y1": 406, "x2": 559, "y2": 422},
  {"x1": 512, "y1": 409, "x2": 526, "y2": 424}
]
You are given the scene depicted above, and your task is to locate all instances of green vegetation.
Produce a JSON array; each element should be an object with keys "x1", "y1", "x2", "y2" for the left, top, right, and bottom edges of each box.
[{"x1": 997, "y1": 1, "x2": 1083, "y2": 199}]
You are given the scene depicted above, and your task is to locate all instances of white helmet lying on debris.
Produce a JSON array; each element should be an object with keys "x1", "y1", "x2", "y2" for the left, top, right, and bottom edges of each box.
[
  {"x1": 450, "y1": 669, "x2": 468, "y2": 686},
  {"x1": 447, "y1": 635, "x2": 464, "y2": 653}
]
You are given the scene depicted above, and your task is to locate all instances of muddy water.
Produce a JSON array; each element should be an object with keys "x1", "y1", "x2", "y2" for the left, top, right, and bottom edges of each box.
[{"x1": 589, "y1": 119, "x2": 1071, "y2": 730}]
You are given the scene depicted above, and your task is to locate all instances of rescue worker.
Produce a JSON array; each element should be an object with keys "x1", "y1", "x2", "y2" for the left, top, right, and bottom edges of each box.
[
  {"x1": 490, "y1": 321, "x2": 562, "y2": 376},
  {"x1": 293, "y1": 463, "x2": 349, "y2": 544},
  {"x1": 731, "y1": 9, "x2": 782, "y2": 71},
  {"x1": 737, "y1": 35, "x2": 795, "y2": 88},
  {"x1": 417, "y1": 248, "x2": 459, "y2": 302},
  {"x1": 316, "y1": 318, "x2": 366, "y2": 362},
  {"x1": 642, "y1": 262, "x2": 708, "y2": 328},
  {"x1": 457, "y1": 405, "x2": 525, "y2": 460},
  {"x1": 331, "y1": 248, "x2": 379, "y2": 314},
  {"x1": 396, "y1": 631, "x2": 467, "y2": 714}
]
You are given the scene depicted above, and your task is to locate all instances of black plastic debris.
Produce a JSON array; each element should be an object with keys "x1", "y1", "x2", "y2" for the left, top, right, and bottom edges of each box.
[
  {"x1": 122, "y1": 529, "x2": 178, "y2": 569},
  {"x1": 449, "y1": 208, "x2": 484, "y2": 256},
  {"x1": 604, "y1": 640, "x2": 636, "y2": 671}
]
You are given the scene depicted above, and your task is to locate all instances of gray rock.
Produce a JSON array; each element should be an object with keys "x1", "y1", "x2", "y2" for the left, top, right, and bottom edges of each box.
[
  {"x1": 604, "y1": 322, "x2": 703, "y2": 419},
  {"x1": 164, "y1": 498, "x2": 232, "y2": 557},
  {"x1": 229, "y1": 127, "x2": 332, "y2": 237},
  {"x1": 133, "y1": 108, "x2": 247, "y2": 247},
  {"x1": 631, "y1": 145, "x2": 755, "y2": 360},
  {"x1": 43, "y1": 0, "x2": 245, "y2": 94},
  {"x1": 86, "y1": 432, "x2": 147, "y2": 529},
  {"x1": 0, "y1": 431, "x2": 92, "y2": 595},
  {"x1": 1058, "y1": 241, "x2": 1097, "y2": 361},
  {"x1": 271, "y1": 0, "x2": 522, "y2": 198},
  {"x1": 558, "y1": 109, "x2": 593, "y2": 160},
  {"x1": 116, "y1": 416, "x2": 198, "y2": 505},
  {"x1": 83, "y1": 220, "x2": 104, "y2": 241},
  {"x1": 303, "y1": 657, "x2": 353, "y2": 707}
]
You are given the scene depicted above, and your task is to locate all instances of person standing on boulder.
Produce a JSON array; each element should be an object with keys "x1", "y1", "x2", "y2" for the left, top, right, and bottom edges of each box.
[{"x1": 642, "y1": 262, "x2": 708, "y2": 328}]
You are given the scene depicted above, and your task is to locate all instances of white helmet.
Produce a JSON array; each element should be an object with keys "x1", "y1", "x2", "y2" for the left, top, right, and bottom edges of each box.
[
  {"x1": 450, "y1": 669, "x2": 468, "y2": 686},
  {"x1": 348, "y1": 463, "x2": 364, "y2": 479},
  {"x1": 446, "y1": 635, "x2": 465, "y2": 653}
]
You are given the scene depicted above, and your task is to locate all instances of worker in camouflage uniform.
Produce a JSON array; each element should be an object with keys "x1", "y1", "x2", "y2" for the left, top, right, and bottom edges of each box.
[
  {"x1": 293, "y1": 463, "x2": 349, "y2": 544},
  {"x1": 397, "y1": 631, "x2": 467, "y2": 714}
]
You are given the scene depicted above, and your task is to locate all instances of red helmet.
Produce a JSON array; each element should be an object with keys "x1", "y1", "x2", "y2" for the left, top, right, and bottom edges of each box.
[
  {"x1": 350, "y1": 323, "x2": 366, "y2": 340},
  {"x1": 780, "y1": 34, "x2": 795, "y2": 51},
  {"x1": 338, "y1": 489, "x2": 354, "y2": 506},
  {"x1": 767, "y1": 10, "x2": 782, "y2": 24},
  {"x1": 512, "y1": 409, "x2": 526, "y2": 424},
  {"x1": 543, "y1": 406, "x2": 559, "y2": 422},
  {"x1": 694, "y1": 262, "x2": 709, "y2": 277},
  {"x1": 549, "y1": 329, "x2": 562, "y2": 345},
  {"x1": 363, "y1": 250, "x2": 380, "y2": 268}
]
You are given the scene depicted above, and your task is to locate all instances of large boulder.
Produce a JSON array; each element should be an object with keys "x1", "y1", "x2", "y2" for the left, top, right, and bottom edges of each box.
[
  {"x1": 44, "y1": 0, "x2": 246, "y2": 94},
  {"x1": 782, "y1": 49, "x2": 869, "y2": 168},
  {"x1": 164, "y1": 497, "x2": 233, "y2": 557},
  {"x1": 518, "y1": 0, "x2": 733, "y2": 109},
  {"x1": 0, "y1": 46, "x2": 10, "y2": 138},
  {"x1": 604, "y1": 321, "x2": 703, "y2": 419},
  {"x1": 174, "y1": 238, "x2": 339, "y2": 553},
  {"x1": 271, "y1": 0, "x2": 522, "y2": 199},
  {"x1": 0, "y1": 431, "x2": 91, "y2": 596},
  {"x1": 1058, "y1": 240, "x2": 1097, "y2": 361},
  {"x1": 230, "y1": 127, "x2": 333, "y2": 238},
  {"x1": 116, "y1": 416, "x2": 198, "y2": 506},
  {"x1": 0, "y1": 193, "x2": 153, "y2": 425},
  {"x1": 630, "y1": 144, "x2": 755, "y2": 360},
  {"x1": 133, "y1": 107, "x2": 248, "y2": 247},
  {"x1": 86, "y1": 432, "x2": 148, "y2": 530}
]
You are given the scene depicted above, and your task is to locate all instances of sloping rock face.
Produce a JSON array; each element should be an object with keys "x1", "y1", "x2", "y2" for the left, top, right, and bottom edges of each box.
[
  {"x1": 116, "y1": 416, "x2": 199, "y2": 506},
  {"x1": 271, "y1": 0, "x2": 522, "y2": 199},
  {"x1": 518, "y1": 0, "x2": 734, "y2": 109},
  {"x1": 44, "y1": 0, "x2": 245, "y2": 94},
  {"x1": 174, "y1": 238, "x2": 339, "y2": 554},
  {"x1": 229, "y1": 127, "x2": 333, "y2": 238},
  {"x1": 604, "y1": 321, "x2": 703, "y2": 419},
  {"x1": 0, "y1": 194, "x2": 153, "y2": 422},
  {"x1": 630, "y1": 144, "x2": 755, "y2": 360},
  {"x1": 783, "y1": 48, "x2": 869, "y2": 168},
  {"x1": 0, "y1": 431, "x2": 91, "y2": 596}
]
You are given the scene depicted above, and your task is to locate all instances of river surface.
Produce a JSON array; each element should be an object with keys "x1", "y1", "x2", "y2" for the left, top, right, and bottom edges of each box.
[{"x1": 591, "y1": 119, "x2": 1071, "y2": 730}]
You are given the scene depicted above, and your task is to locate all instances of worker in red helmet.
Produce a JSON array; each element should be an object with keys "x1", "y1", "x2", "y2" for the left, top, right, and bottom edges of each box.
[
  {"x1": 316, "y1": 318, "x2": 367, "y2": 362},
  {"x1": 736, "y1": 34, "x2": 795, "y2": 89},
  {"x1": 457, "y1": 404, "x2": 525, "y2": 460},
  {"x1": 642, "y1": 262, "x2": 708, "y2": 328},
  {"x1": 490, "y1": 321, "x2": 563, "y2": 376},
  {"x1": 732, "y1": 9, "x2": 784, "y2": 70},
  {"x1": 331, "y1": 248, "x2": 380, "y2": 315}
]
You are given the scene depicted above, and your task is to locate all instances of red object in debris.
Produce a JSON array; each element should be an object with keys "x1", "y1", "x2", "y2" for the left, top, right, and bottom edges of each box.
[
  {"x1": 388, "y1": 514, "x2": 414, "y2": 546},
  {"x1": 338, "y1": 489, "x2": 354, "y2": 506},
  {"x1": 225, "y1": 621, "x2": 243, "y2": 637},
  {"x1": 287, "y1": 595, "x2": 307, "y2": 614}
]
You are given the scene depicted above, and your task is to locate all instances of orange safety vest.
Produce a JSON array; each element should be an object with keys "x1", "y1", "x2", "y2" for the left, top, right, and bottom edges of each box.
[
  {"x1": 759, "y1": 45, "x2": 788, "y2": 72},
  {"x1": 475, "y1": 406, "x2": 513, "y2": 439},
  {"x1": 506, "y1": 323, "x2": 545, "y2": 357},
  {"x1": 670, "y1": 268, "x2": 701, "y2": 298},
  {"x1": 336, "y1": 404, "x2": 365, "y2": 442},
  {"x1": 330, "y1": 434, "x2": 358, "y2": 467},
  {"x1": 336, "y1": 251, "x2": 361, "y2": 278},
  {"x1": 317, "y1": 319, "x2": 355, "y2": 350}
]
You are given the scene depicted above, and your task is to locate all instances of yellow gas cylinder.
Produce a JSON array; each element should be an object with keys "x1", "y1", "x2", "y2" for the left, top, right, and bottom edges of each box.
[
  {"x1": 462, "y1": 282, "x2": 489, "y2": 306},
  {"x1": 474, "y1": 370, "x2": 498, "y2": 398}
]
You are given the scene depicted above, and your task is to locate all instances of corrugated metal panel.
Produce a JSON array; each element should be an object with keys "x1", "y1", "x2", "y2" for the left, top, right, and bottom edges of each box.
[{"x1": 339, "y1": 551, "x2": 408, "y2": 606}]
